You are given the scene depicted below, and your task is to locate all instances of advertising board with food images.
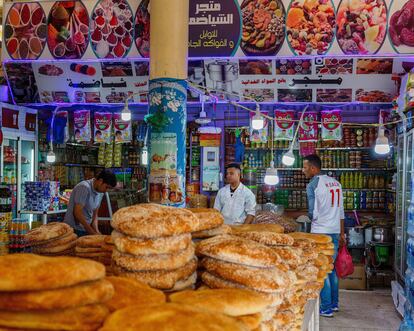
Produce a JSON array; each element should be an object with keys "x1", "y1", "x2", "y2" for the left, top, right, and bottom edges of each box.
[{"x1": 2, "y1": 0, "x2": 414, "y2": 61}]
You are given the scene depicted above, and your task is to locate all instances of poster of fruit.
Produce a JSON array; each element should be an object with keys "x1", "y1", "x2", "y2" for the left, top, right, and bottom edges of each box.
[{"x1": 321, "y1": 110, "x2": 342, "y2": 140}]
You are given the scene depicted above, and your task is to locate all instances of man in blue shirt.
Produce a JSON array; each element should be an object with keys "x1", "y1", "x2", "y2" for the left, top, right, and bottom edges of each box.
[{"x1": 64, "y1": 170, "x2": 117, "y2": 236}]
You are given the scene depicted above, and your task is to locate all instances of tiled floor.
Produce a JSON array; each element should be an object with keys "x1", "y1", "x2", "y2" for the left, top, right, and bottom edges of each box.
[{"x1": 320, "y1": 289, "x2": 402, "y2": 331}]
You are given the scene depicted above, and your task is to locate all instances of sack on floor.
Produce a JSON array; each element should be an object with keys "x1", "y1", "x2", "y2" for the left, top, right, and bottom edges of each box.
[{"x1": 335, "y1": 246, "x2": 354, "y2": 278}]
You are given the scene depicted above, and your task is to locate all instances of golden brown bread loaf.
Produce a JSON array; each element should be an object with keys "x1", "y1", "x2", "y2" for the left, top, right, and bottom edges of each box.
[
  {"x1": 112, "y1": 257, "x2": 197, "y2": 290},
  {"x1": 99, "y1": 303, "x2": 249, "y2": 331},
  {"x1": 188, "y1": 208, "x2": 224, "y2": 232},
  {"x1": 201, "y1": 272, "x2": 284, "y2": 307},
  {"x1": 26, "y1": 223, "x2": 73, "y2": 244},
  {"x1": 192, "y1": 224, "x2": 232, "y2": 239},
  {"x1": 105, "y1": 276, "x2": 165, "y2": 312},
  {"x1": 32, "y1": 240, "x2": 77, "y2": 254},
  {"x1": 234, "y1": 232, "x2": 294, "y2": 246},
  {"x1": 196, "y1": 235, "x2": 281, "y2": 268},
  {"x1": 0, "y1": 254, "x2": 105, "y2": 292},
  {"x1": 169, "y1": 288, "x2": 272, "y2": 316},
  {"x1": 235, "y1": 313, "x2": 263, "y2": 330},
  {"x1": 0, "y1": 279, "x2": 113, "y2": 311},
  {"x1": 288, "y1": 232, "x2": 332, "y2": 244},
  {"x1": 0, "y1": 304, "x2": 109, "y2": 331},
  {"x1": 164, "y1": 272, "x2": 197, "y2": 292},
  {"x1": 112, "y1": 244, "x2": 195, "y2": 271},
  {"x1": 231, "y1": 224, "x2": 284, "y2": 234},
  {"x1": 201, "y1": 258, "x2": 296, "y2": 293},
  {"x1": 31, "y1": 233, "x2": 77, "y2": 249},
  {"x1": 111, "y1": 203, "x2": 200, "y2": 238},
  {"x1": 112, "y1": 230, "x2": 191, "y2": 255},
  {"x1": 77, "y1": 235, "x2": 108, "y2": 248}
]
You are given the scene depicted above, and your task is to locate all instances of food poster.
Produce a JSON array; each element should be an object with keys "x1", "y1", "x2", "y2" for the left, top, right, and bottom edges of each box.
[
  {"x1": 73, "y1": 110, "x2": 91, "y2": 142},
  {"x1": 249, "y1": 111, "x2": 269, "y2": 143},
  {"x1": 94, "y1": 112, "x2": 112, "y2": 143},
  {"x1": 321, "y1": 110, "x2": 342, "y2": 141},
  {"x1": 299, "y1": 111, "x2": 319, "y2": 142},
  {"x1": 202, "y1": 147, "x2": 220, "y2": 192},
  {"x1": 4, "y1": 0, "x2": 414, "y2": 61},
  {"x1": 28, "y1": 60, "x2": 149, "y2": 104},
  {"x1": 274, "y1": 110, "x2": 295, "y2": 140},
  {"x1": 113, "y1": 113, "x2": 132, "y2": 142},
  {"x1": 4, "y1": 62, "x2": 39, "y2": 103}
]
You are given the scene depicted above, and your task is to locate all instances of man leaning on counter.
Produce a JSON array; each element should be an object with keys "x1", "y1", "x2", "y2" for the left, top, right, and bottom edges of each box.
[{"x1": 214, "y1": 163, "x2": 256, "y2": 224}]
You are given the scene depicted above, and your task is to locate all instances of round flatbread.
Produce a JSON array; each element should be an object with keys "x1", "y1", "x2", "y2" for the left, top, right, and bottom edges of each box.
[
  {"x1": 164, "y1": 272, "x2": 197, "y2": 293},
  {"x1": 187, "y1": 208, "x2": 224, "y2": 232},
  {"x1": 31, "y1": 233, "x2": 77, "y2": 249},
  {"x1": 235, "y1": 313, "x2": 262, "y2": 330},
  {"x1": 230, "y1": 224, "x2": 284, "y2": 234},
  {"x1": 0, "y1": 279, "x2": 113, "y2": 311},
  {"x1": 112, "y1": 231, "x2": 191, "y2": 256},
  {"x1": 99, "y1": 303, "x2": 249, "y2": 331},
  {"x1": 27, "y1": 223, "x2": 72, "y2": 243},
  {"x1": 0, "y1": 304, "x2": 109, "y2": 331},
  {"x1": 201, "y1": 272, "x2": 284, "y2": 308},
  {"x1": 0, "y1": 254, "x2": 105, "y2": 292},
  {"x1": 77, "y1": 235, "x2": 108, "y2": 248},
  {"x1": 192, "y1": 224, "x2": 232, "y2": 239},
  {"x1": 196, "y1": 235, "x2": 281, "y2": 268},
  {"x1": 235, "y1": 231, "x2": 294, "y2": 247},
  {"x1": 113, "y1": 244, "x2": 195, "y2": 271},
  {"x1": 201, "y1": 257, "x2": 296, "y2": 293},
  {"x1": 170, "y1": 288, "x2": 271, "y2": 316},
  {"x1": 112, "y1": 257, "x2": 197, "y2": 290},
  {"x1": 32, "y1": 240, "x2": 76, "y2": 254},
  {"x1": 111, "y1": 204, "x2": 200, "y2": 238},
  {"x1": 288, "y1": 232, "x2": 332, "y2": 244},
  {"x1": 75, "y1": 246, "x2": 104, "y2": 253},
  {"x1": 105, "y1": 276, "x2": 165, "y2": 312}
]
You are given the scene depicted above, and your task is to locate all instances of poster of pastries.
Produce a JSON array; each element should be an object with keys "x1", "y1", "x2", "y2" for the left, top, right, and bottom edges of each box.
[{"x1": 2, "y1": 0, "x2": 414, "y2": 61}]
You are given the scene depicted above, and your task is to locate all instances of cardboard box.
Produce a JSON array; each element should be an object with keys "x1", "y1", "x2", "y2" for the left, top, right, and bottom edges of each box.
[{"x1": 339, "y1": 264, "x2": 366, "y2": 290}]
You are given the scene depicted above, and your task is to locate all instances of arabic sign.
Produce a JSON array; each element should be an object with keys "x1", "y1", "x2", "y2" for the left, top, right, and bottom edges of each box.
[
  {"x1": 3, "y1": 0, "x2": 414, "y2": 61},
  {"x1": 189, "y1": 0, "x2": 241, "y2": 57}
]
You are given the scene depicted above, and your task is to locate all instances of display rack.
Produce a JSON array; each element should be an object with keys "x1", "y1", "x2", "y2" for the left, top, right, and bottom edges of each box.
[{"x1": 18, "y1": 209, "x2": 67, "y2": 225}]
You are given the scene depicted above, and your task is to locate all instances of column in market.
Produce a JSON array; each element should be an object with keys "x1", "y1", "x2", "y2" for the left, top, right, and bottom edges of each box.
[{"x1": 147, "y1": 0, "x2": 189, "y2": 207}]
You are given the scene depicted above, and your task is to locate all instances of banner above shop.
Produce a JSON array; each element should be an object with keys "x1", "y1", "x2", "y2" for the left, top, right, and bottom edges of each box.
[
  {"x1": 5, "y1": 57, "x2": 407, "y2": 105},
  {"x1": 2, "y1": 0, "x2": 414, "y2": 62}
]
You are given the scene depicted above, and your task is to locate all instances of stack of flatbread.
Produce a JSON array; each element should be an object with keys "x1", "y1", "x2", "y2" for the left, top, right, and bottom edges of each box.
[
  {"x1": 231, "y1": 229, "x2": 307, "y2": 331},
  {"x1": 0, "y1": 254, "x2": 113, "y2": 330},
  {"x1": 111, "y1": 203, "x2": 200, "y2": 291},
  {"x1": 100, "y1": 302, "x2": 249, "y2": 331},
  {"x1": 190, "y1": 208, "x2": 231, "y2": 239},
  {"x1": 196, "y1": 233, "x2": 297, "y2": 330},
  {"x1": 170, "y1": 288, "x2": 272, "y2": 331},
  {"x1": 27, "y1": 223, "x2": 77, "y2": 256},
  {"x1": 75, "y1": 235, "x2": 113, "y2": 273}
]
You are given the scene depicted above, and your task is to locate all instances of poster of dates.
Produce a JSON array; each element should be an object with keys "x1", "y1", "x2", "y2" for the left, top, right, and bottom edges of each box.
[{"x1": 3, "y1": 0, "x2": 414, "y2": 62}]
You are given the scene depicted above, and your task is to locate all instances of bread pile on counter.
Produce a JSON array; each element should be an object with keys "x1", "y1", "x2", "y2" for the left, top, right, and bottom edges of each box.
[
  {"x1": 110, "y1": 203, "x2": 199, "y2": 291},
  {"x1": 190, "y1": 208, "x2": 231, "y2": 239},
  {"x1": 0, "y1": 254, "x2": 112, "y2": 330},
  {"x1": 27, "y1": 223, "x2": 77, "y2": 256},
  {"x1": 75, "y1": 235, "x2": 114, "y2": 274}
]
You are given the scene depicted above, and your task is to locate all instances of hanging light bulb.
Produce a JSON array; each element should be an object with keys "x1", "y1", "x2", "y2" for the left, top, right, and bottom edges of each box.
[
  {"x1": 121, "y1": 103, "x2": 132, "y2": 121},
  {"x1": 374, "y1": 112, "x2": 390, "y2": 155},
  {"x1": 282, "y1": 148, "x2": 296, "y2": 167},
  {"x1": 251, "y1": 105, "x2": 264, "y2": 130},
  {"x1": 264, "y1": 161, "x2": 279, "y2": 185},
  {"x1": 47, "y1": 150, "x2": 56, "y2": 163},
  {"x1": 374, "y1": 128, "x2": 390, "y2": 155}
]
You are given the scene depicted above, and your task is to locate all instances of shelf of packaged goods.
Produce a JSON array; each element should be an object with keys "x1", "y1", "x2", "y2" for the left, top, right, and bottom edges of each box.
[
  {"x1": 274, "y1": 188, "x2": 388, "y2": 191},
  {"x1": 284, "y1": 209, "x2": 390, "y2": 213},
  {"x1": 249, "y1": 168, "x2": 396, "y2": 171},
  {"x1": 235, "y1": 146, "x2": 377, "y2": 151}
]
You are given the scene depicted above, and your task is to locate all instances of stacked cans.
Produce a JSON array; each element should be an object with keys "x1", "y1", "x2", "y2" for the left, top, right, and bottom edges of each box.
[
  {"x1": 0, "y1": 186, "x2": 12, "y2": 255},
  {"x1": 23, "y1": 181, "x2": 60, "y2": 212}
]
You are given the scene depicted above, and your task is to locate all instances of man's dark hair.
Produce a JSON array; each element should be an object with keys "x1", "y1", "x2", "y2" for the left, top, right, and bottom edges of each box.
[
  {"x1": 226, "y1": 163, "x2": 241, "y2": 171},
  {"x1": 303, "y1": 154, "x2": 322, "y2": 170},
  {"x1": 96, "y1": 170, "x2": 117, "y2": 187}
]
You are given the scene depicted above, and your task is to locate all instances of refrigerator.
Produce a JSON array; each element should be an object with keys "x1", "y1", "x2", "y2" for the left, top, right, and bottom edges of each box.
[{"x1": 0, "y1": 134, "x2": 38, "y2": 220}]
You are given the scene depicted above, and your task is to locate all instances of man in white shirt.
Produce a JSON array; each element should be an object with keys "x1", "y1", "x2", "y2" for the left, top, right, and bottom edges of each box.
[
  {"x1": 302, "y1": 154, "x2": 346, "y2": 318},
  {"x1": 214, "y1": 163, "x2": 256, "y2": 224}
]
